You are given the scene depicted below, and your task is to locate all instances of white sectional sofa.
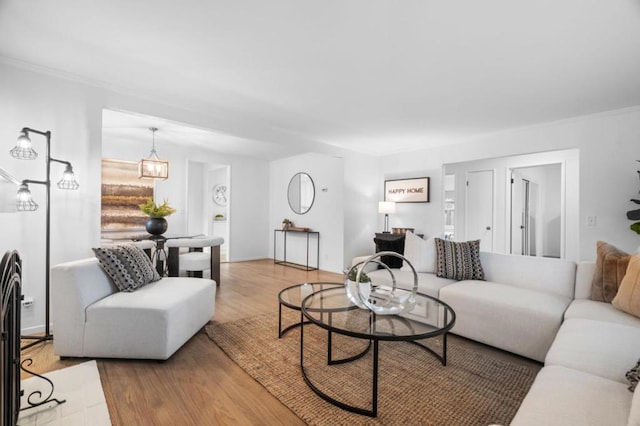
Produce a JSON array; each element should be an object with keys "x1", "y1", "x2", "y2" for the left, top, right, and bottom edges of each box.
[
  {"x1": 356, "y1": 251, "x2": 576, "y2": 362},
  {"x1": 51, "y1": 257, "x2": 216, "y2": 360},
  {"x1": 352, "y1": 247, "x2": 640, "y2": 425},
  {"x1": 439, "y1": 252, "x2": 576, "y2": 362},
  {"x1": 511, "y1": 260, "x2": 640, "y2": 426}
]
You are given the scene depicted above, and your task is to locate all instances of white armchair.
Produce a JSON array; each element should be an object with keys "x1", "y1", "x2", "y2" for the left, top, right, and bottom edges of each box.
[
  {"x1": 166, "y1": 235, "x2": 224, "y2": 286},
  {"x1": 51, "y1": 257, "x2": 215, "y2": 360}
]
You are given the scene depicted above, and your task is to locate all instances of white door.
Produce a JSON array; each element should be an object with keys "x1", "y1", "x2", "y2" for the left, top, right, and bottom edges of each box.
[{"x1": 465, "y1": 170, "x2": 494, "y2": 251}]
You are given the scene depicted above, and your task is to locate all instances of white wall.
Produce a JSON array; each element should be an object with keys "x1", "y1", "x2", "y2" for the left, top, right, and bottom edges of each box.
[
  {"x1": 380, "y1": 107, "x2": 640, "y2": 260},
  {"x1": 269, "y1": 153, "x2": 345, "y2": 273},
  {"x1": 0, "y1": 61, "x2": 271, "y2": 333},
  {"x1": 0, "y1": 64, "x2": 100, "y2": 334},
  {"x1": 342, "y1": 152, "x2": 380, "y2": 266},
  {"x1": 543, "y1": 165, "x2": 562, "y2": 257},
  {"x1": 268, "y1": 151, "x2": 381, "y2": 272},
  {"x1": 186, "y1": 160, "x2": 205, "y2": 235}
]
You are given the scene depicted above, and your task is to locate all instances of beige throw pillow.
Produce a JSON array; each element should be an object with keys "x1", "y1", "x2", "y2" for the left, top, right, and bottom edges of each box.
[
  {"x1": 612, "y1": 253, "x2": 640, "y2": 318},
  {"x1": 591, "y1": 241, "x2": 631, "y2": 303},
  {"x1": 401, "y1": 232, "x2": 436, "y2": 273}
]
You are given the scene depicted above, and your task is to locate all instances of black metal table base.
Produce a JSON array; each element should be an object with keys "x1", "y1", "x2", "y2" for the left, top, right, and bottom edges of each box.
[
  {"x1": 278, "y1": 301, "x2": 312, "y2": 338},
  {"x1": 274, "y1": 260, "x2": 318, "y2": 272},
  {"x1": 278, "y1": 283, "x2": 345, "y2": 339},
  {"x1": 300, "y1": 314, "x2": 448, "y2": 418}
]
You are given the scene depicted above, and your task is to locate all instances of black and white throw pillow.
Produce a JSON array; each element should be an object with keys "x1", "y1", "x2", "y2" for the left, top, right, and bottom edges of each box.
[
  {"x1": 92, "y1": 245, "x2": 161, "y2": 292},
  {"x1": 435, "y1": 238, "x2": 485, "y2": 281}
]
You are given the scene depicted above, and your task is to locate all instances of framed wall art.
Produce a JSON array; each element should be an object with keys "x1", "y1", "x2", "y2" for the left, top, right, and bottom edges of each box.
[
  {"x1": 101, "y1": 159, "x2": 154, "y2": 235},
  {"x1": 384, "y1": 177, "x2": 430, "y2": 203}
]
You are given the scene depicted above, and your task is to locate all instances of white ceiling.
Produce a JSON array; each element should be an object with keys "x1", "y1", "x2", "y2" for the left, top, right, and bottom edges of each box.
[
  {"x1": 2, "y1": 1, "x2": 640, "y2": 157},
  {"x1": 102, "y1": 109, "x2": 290, "y2": 160}
]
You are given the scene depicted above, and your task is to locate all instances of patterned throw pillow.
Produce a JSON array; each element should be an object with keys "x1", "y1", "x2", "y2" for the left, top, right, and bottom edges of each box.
[
  {"x1": 435, "y1": 238, "x2": 485, "y2": 281},
  {"x1": 627, "y1": 359, "x2": 640, "y2": 392},
  {"x1": 92, "y1": 245, "x2": 161, "y2": 292}
]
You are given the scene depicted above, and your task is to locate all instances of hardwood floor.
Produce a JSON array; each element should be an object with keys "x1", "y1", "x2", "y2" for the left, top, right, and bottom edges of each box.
[{"x1": 20, "y1": 259, "x2": 343, "y2": 425}]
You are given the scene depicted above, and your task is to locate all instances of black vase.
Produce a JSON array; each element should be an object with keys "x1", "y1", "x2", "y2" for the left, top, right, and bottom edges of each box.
[{"x1": 145, "y1": 217, "x2": 168, "y2": 235}]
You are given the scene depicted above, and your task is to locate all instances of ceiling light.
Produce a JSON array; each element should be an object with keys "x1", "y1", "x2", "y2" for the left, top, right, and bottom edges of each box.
[{"x1": 139, "y1": 127, "x2": 169, "y2": 180}]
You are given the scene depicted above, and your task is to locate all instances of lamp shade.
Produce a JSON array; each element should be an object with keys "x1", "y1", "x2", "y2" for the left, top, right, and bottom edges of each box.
[
  {"x1": 16, "y1": 183, "x2": 38, "y2": 211},
  {"x1": 57, "y1": 165, "x2": 80, "y2": 190},
  {"x1": 139, "y1": 154, "x2": 169, "y2": 180},
  {"x1": 378, "y1": 201, "x2": 396, "y2": 215},
  {"x1": 10, "y1": 130, "x2": 38, "y2": 160}
]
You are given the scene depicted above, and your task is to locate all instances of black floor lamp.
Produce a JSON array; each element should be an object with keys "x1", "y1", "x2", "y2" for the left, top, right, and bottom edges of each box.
[{"x1": 10, "y1": 127, "x2": 79, "y2": 350}]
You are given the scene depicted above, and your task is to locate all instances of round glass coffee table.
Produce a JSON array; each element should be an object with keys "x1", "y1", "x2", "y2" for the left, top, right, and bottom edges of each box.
[
  {"x1": 278, "y1": 282, "x2": 345, "y2": 338},
  {"x1": 300, "y1": 286, "x2": 456, "y2": 418}
]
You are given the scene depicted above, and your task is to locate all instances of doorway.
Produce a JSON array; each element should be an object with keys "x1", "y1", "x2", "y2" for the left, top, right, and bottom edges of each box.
[
  {"x1": 186, "y1": 161, "x2": 230, "y2": 262},
  {"x1": 509, "y1": 164, "x2": 561, "y2": 258}
]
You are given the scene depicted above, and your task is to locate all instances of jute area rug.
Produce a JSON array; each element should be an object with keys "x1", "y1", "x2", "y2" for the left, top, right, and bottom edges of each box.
[{"x1": 205, "y1": 312, "x2": 539, "y2": 426}]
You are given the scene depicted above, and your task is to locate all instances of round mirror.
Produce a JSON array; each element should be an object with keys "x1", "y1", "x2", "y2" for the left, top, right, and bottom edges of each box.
[{"x1": 287, "y1": 172, "x2": 315, "y2": 215}]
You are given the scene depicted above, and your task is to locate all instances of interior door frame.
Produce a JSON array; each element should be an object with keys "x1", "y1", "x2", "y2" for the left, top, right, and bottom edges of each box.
[
  {"x1": 464, "y1": 169, "x2": 495, "y2": 252},
  {"x1": 506, "y1": 162, "x2": 566, "y2": 259}
]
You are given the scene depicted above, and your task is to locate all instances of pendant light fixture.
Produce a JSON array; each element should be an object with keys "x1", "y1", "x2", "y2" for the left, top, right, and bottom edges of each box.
[{"x1": 139, "y1": 127, "x2": 169, "y2": 180}]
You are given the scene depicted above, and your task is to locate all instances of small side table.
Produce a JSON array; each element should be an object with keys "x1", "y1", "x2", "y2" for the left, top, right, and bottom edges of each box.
[
  {"x1": 274, "y1": 229, "x2": 320, "y2": 271},
  {"x1": 278, "y1": 282, "x2": 343, "y2": 338}
]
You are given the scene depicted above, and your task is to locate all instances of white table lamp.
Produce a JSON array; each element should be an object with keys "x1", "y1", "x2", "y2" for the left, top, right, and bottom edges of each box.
[{"x1": 378, "y1": 201, "x2": 396, "y2": 233}]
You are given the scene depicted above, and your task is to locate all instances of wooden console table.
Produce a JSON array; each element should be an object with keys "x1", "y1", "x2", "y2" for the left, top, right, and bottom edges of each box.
[{"x1": 274, "y1": 229, "x2": 320, "y2": 271}]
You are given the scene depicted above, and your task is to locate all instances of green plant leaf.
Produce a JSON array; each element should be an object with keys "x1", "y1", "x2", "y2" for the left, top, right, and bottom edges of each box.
[
  {"x1": 347, "y1": 267, "x2": 371, "y2": 283},
  {"x1": 139, "y1": 198, "x2": 176, "y2": 218},
  {"x1": 631, "y1": 222, "x2": 640, "y2": 235}
]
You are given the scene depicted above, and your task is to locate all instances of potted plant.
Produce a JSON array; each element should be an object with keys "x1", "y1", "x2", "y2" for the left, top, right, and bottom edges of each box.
[
  {"x1": 139, "y1": 198, "x2": 176, "y2": 235},
  {"x1": 347, "y1": 267, "x2": 371, "y2": 283},
  {"x1": 344, "y1": 266, "x2": 371, "y2": 309}
]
